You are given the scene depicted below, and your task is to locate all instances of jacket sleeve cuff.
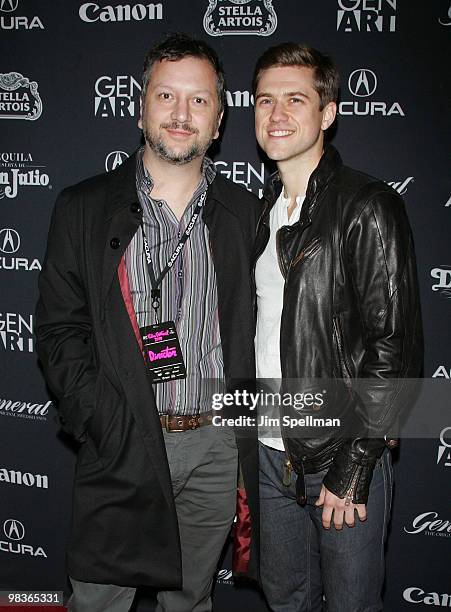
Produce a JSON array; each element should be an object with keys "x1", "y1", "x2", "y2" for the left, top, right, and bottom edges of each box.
[{"x1": 322, "y1": 440, "x2": 383, "y2": 504}]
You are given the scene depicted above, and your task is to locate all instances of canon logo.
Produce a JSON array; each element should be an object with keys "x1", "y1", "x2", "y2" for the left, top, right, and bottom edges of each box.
[
  {"x1": 0, "y1": 468, "x2": 48, "y2": 489},
  {"x1": 79, "y1": 2, "x2": 163, "y2": 23},
  {"x1": 404, "y1": 512, "x2": 451, "y2": 537},
  {"x1": 225, "y1": 90, "x2": 254, "y2": 108},
  {"x1": 403, "y1": 587, "x2": 451, "y2": 606}
]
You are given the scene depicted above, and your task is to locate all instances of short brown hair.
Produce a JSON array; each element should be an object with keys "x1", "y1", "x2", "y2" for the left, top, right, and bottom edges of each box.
[{"x1": 252, "y1": 42, "x2": 339, "y2": 110}]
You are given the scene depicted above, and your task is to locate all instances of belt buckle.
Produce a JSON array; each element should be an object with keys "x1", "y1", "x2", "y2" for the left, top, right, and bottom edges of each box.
[
  {"x1": 165, "y1": 415, "x2": 185, "y2": 433},
  {"x1": 188, "y1": 416, "x2": 198, "y2": 430}
]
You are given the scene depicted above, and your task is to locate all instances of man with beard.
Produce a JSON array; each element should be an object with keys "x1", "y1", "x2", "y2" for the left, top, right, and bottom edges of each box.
[{"x1": 36, "y1": 33, "x2": 259, "y2": 612}]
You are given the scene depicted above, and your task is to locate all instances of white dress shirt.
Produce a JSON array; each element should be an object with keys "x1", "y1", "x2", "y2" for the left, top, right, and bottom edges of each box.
[{"x1": 255, "y1": 190, "x2": 305, "y2": 450}]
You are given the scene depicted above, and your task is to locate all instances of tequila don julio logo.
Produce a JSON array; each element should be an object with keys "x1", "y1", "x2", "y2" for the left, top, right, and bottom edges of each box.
[
  {"x1": 0, "y1": 72, "x2": 42, "y2": 120},
  {"x1": 203, "y1": 0, "x2": 277, "y2": 36}
]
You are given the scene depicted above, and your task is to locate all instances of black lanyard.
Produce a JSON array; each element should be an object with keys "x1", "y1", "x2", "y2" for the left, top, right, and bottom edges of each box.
[{"x1": 140, "y1": 190, "x2": 207, "y2": 323}]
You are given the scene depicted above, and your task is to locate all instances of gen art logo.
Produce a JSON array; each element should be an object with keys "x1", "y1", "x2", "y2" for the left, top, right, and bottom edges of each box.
[
  {"x1": 215, "y1": 160, "x2": 266, "y2": 197},
  {"x1": 337, "y1": 0, "x2": 396, "y2": 32},
  {"x1": 94, "y1": 75, "x2": 141, "y2": 118},
  {"x1": 437, "y1": 426, "x2": 451, "y2": 467},
  {"x1": 0, "y1": 73, "x2": 42, "y2": 120},
  {"x1": 0, "y1": 0, "x2": 44, "y2": 30},
  {"x1": 0, "y1": 312, "x2": 34, "y2": 352},
  {"x1": 339, "y1": 67, "x2": 405, "y2": 117},
  {"x1": 203, "y1": 0, "x2": 277, "y2": 37}
]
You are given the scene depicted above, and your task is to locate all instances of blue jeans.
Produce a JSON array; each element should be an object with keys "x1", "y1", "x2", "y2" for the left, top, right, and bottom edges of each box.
[{"x1": 259, "y1": 443, "x2": 393, "y2": 612}]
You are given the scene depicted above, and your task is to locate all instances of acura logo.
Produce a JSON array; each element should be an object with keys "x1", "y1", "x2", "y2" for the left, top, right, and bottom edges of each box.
[
  {"x1": 0, "y1": 0, "x2": 18, "y2": 12},
  {"x1": 105, "y1": 151, "x2": 129, "y2": 173},
  {"x1": 3, "y1": 519, "x2": 25, "y2": 541},
  {"x1": 348, "y1": 69, "x2": 377, "y2": 97},
  {"x1": 0, "y1": 228, "x2": 20, "y2": 254}
]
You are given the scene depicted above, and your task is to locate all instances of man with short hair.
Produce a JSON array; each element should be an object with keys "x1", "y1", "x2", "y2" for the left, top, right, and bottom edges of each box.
[
  {"x1": 252, "y1": 43, "x2": 422, "y2": 611},
  {"x1": 36, "y1": 33, "x2": 259, "y2": 612}
]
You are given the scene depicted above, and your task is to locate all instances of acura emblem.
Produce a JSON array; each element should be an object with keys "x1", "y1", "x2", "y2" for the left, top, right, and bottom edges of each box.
[
  {"x1": 0, "y1": 0, "x2": 19, "y2": 12},
  {"x1": 0, "y1": 228, "x2": 20, "y2": 254},
  {"x1": 3, "y1": 519, "x2": 25, "y2": 541},
  {"x1": 105, "y1": 151, "x2": 129, "y2": 173},
  {"x1": 348, "y1": 69, "x2": 377, "y2": 97}
]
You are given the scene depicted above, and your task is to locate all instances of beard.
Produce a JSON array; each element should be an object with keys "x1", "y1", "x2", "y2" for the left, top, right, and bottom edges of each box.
[{"x1": 143, "y1": 120, "x2": 215, "y2": 165}]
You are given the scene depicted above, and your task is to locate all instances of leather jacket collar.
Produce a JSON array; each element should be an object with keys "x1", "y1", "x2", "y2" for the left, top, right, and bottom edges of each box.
[{"x1": 261, "y1": 144, "x2": 343, "y2": 217}]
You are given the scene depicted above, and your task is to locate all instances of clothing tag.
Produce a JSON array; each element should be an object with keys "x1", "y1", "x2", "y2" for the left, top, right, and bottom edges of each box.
[{"x1": 140, "y1": 321, "x2": 186, "y2": 383}]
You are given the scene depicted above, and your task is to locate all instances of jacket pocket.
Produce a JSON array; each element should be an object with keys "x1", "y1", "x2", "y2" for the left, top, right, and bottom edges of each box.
[
  {"x1": 290, "y1": 236, "x2": 322, "y2": 268},
  {"x1": 332, "y1": 315, "x2": 353, "y2": 384},
  {"x1": 85, "y1": 368, "x2": 124, "y2": 461}
]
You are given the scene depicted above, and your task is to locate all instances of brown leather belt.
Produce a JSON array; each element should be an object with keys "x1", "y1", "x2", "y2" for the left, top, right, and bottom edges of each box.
[{"x1": 159, "y1": 411, "x2": 214, "y2": 432}]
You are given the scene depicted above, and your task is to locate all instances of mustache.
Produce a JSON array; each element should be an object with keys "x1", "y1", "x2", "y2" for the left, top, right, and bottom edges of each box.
[{"x1": 160, "y1": 121, "x2": 199, "y2": 135}]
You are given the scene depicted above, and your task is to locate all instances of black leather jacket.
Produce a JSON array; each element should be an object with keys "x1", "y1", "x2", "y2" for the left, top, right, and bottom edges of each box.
[{"x1": 254, "y1": 146, "x2": 423, "y2": 504}]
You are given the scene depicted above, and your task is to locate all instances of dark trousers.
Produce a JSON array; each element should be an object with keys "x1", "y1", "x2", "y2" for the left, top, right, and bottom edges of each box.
[
  {"x1": 259, "y1": 443, "x2": 393, "y2": 612},
  {"x1": 68, "y1": 425, "x2": 238, "y2": 612}
]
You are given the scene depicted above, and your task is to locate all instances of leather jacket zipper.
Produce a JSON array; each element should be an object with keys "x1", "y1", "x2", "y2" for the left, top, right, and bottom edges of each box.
[
  {"x1": 332, "y1": 315, "x2": 352, "y2": 388},
  {"x1": 344, "y1": 465, "x2": 363, "y2": 506},
  {"x1": 282, "y1": 458, "x2": 292, "y2": 486},
  {"x1": 281, "y1": 433, "x2": 307, "y2": 505}
]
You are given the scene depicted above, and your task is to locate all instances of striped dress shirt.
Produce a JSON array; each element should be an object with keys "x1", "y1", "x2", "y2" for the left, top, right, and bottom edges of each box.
[{"x1": 124, "y1": 148, "x2": 225, "y2": 415}]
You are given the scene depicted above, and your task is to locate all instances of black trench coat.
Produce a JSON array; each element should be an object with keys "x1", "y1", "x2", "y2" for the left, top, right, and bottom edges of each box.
[{"x1": 36, "y1": 152, "x2": 260, "y2": 587}]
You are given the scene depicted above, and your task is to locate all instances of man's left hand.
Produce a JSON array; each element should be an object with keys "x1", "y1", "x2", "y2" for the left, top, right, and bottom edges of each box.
[{"x1": 315, "y1": 485, "x2": 367, "y2": 530}]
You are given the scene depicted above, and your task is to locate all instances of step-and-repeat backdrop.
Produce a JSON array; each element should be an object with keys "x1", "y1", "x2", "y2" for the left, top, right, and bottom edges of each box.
[{"x1": 1, "y1": 1, "x2": 450, "y2": 610}]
